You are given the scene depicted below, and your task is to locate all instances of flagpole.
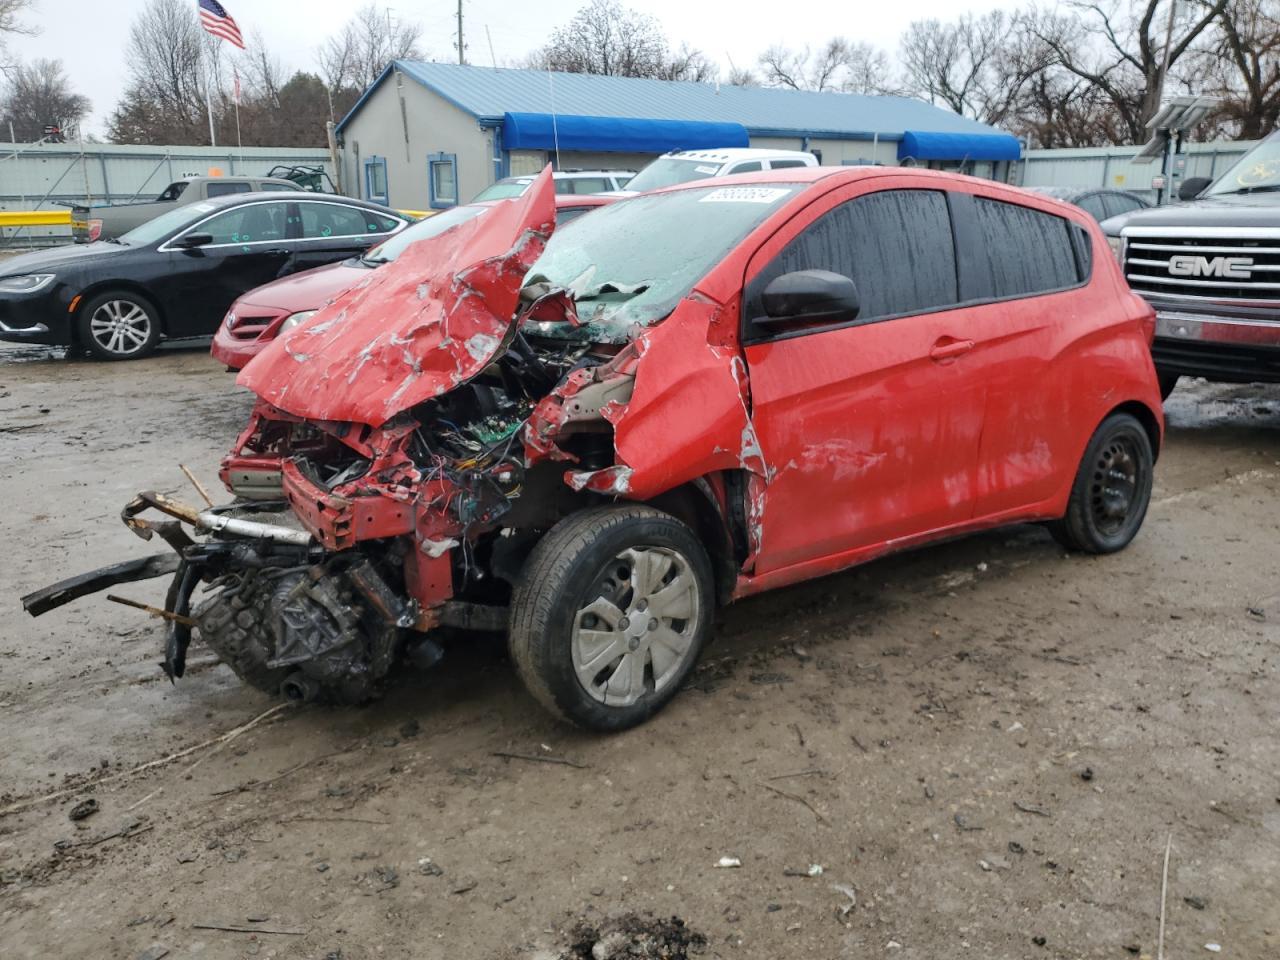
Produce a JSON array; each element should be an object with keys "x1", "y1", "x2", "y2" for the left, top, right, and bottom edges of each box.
[
  {"x1": 205, "y1": 60, "x2": 217, "y2": 147},
  {"x1": 235, "y1": 96, "x2": 242, "y2": 154}
]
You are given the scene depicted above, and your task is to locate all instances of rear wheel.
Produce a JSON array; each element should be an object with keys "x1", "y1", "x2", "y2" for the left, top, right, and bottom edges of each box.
[
  {"x1": 76, "y1": 290, "x2": 160, "y2": 360},
  {"x1": 509, "y1": 505, "x2": 713, "y2": 731},
  {"x1": 1049, "y1": 412, "x2": 1153, "y2": 554}
]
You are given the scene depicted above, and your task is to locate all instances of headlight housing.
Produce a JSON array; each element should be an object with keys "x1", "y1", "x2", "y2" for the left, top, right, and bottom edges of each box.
[
  {"x1": 1106, "y1": 235, "x2": 1124, "y2": 263},
  {"x1": 280, "y1": 310, "x2": 318, "y2": 331},
  {"x1": 0, "y1": 274, "x2": 55, "y2": 293}
]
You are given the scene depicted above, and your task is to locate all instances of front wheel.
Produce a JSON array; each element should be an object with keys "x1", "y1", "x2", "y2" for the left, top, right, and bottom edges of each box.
[
  {"x1": 509, "y1": 505, "x2": 714, "y2": 731},
  {"x1": 1049, "y1": 412, "x2": 1154, "y2": 554},
  {"x1": 76, "y1": 290, "x2": 161, "y2": 360}
]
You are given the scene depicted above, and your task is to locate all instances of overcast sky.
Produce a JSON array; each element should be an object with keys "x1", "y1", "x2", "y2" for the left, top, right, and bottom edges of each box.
[{"x1": 13, "y1": 0, "x2": 1013, "y2": 136}]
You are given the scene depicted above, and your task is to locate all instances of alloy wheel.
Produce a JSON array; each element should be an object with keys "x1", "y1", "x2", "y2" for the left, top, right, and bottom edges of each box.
[
  {"x1": 88, "y1": 299, "x2": 153, "y2": 357},
  {"x1": 571, "y1": 546, "x2": 700, "y2": 707}
]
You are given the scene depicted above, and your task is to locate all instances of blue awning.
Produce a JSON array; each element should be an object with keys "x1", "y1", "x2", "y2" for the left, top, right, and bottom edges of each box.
[
  {"x1": 502, "y1": 113, "x2": 749, "y2": 154},
  {"x1": 898, "y1": 130, "x2": 1022, "y2": 162}
]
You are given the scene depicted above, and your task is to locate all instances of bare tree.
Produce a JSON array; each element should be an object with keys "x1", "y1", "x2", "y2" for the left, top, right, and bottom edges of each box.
[
  {"x1": 318, "y1": 3, "x2": 424, "y2": 93},
  {"x1": 726, "y1": 64, "x2": 759, "y2": 88},
  {"x1": 757, "y1": 39, "x2": 895, "y2": 94},
  {"x1": 1031, "y1": 0, "x2": 1229, "y2": 144},
  {"x1": 0, "y1": 0, "x2": 37, "y2": 75},
  {"x1": 1200, "y1": 0, "x2": 1280, "y2": 138},
  {"x1": 0, "y1": 57, "x2": 89, "y2": 140},
  {"x1": 657, "y1": 43, "x2": 719, "y2": 83},
  {"x1": 237, "y1": 29, "x2": 285, "y2": 108},
  {"x1": 107, "y1": 0, "x2": 206, "y2": 142},
  {"x1": 533, "y1": 0, "x2": 670, "y2": 77}
]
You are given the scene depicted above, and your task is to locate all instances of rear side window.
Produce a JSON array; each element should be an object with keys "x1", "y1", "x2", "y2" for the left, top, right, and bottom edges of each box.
[
  {"x1": 1102, "y1": 193, "x2": 1142, "y2": 218},
  {"x1": 969, "y1": 198, "x2": 1079, "y2": 298},
  {"x1": 769, "y1": 159, "x2": 810, "y2": 169},
  {"x1": 729, "y1": 161, "x2": 763, "y2": 174},
  {"x1": 206, "y1": 181, "x2": 253, "y2": 198},
  {"x1": 746, "y1": 189, "x2": 958, "y2": 327},
  {"x1": 1074, "y1": 194, "x2": 1107, "y2": 221},
  {"x1": 300, "y1": 202, "x2": 374, "y2": 239}
]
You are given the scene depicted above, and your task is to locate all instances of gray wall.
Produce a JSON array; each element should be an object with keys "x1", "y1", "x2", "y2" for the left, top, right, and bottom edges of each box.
[
  {"x1": 338, "y1": 74, "x2": 494, "y2": 210},
  {"x1": 1016, "y1": 140, "x2": 1256, "y2": 200}
]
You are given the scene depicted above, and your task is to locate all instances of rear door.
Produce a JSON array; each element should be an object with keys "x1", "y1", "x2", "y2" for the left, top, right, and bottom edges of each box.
[
  {"x1": 947, "y1": 191, "x2": 1091, "y2": 517},
  {"x1": 741, "y1": 184, "x2": 986, "y2": 573},
  {"x1": 289, "y1": 200, "x2": 405, "y2": 273}
]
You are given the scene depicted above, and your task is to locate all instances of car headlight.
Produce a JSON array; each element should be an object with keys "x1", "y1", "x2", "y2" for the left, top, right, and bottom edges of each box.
[
  {"x1": 280, "y1": 310, "x2": 318, "y2": 331},
  {"x1": 0, "y1": 274, "x2": 55, "y2": 293},
  {"x1": 1106, "y1": 235, "x2": 1124, "y2": 263}
]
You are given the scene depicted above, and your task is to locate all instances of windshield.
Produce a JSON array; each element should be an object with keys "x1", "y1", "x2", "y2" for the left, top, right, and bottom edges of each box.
[
  {"x1": 522, "y1": 183, "x2": 799, "y2": 343},
  {"x1": 624, "y1": 158, "x2": 724, "y2": 193},
  {"x1": 363, "y1": 204, "x2": 488, "y2": 262},
  {"x1": 472, "y1": 179, "x2": 531, "y2": 202},
  {"x1": 1206, "y1": 133, "x2": 1280, "y2": 196},
  {"x1": 117, "y1": 202, "x2": 219, "y2": 246}
]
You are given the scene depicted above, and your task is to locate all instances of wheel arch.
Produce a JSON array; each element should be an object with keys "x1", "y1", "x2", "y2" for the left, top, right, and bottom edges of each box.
[
  {"x1": 641, "y1": 474, "x2": 741, "y2": 606},
  {"x1": 71, "y1": 282, "x2": 168, "y2": 345},
  {"x1": 1108, "y1": 399, "x2": 1162, "y2": 461}
]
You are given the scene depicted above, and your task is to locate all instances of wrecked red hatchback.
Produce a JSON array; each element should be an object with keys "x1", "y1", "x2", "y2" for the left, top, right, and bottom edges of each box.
[{"x1": 25, "y1": 166, "x2": 1163, "y2": 731}]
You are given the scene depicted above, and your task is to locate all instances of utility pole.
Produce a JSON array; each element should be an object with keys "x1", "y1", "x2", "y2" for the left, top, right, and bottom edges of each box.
[{"x1": 456, "y1": 0, "x2": 465, "y2": 65}]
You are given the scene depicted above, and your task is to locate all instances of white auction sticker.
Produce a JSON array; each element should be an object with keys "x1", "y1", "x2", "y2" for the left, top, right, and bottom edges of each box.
[
  {"x1": 694, "y1": 165, "x2": 719, "y2": 174},
  {"x1": 699, "y1": 187, "x2": 792, "y2": 204}
]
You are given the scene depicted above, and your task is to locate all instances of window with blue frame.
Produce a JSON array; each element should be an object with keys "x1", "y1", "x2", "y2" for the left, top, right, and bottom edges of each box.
[
  {"x1": 428, "y1": 152, "x2": 458, "y2": 208},
  {"x1": 364, "y1": 157, "x2": 389, "y2": 204}
]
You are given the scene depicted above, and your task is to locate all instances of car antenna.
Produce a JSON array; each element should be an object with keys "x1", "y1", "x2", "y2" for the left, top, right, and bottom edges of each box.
[{"x1": 548, "y1": 70, "x2": 562, "y2": 172}]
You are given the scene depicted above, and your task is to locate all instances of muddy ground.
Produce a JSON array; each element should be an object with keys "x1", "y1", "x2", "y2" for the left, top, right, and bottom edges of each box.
[{"x1": 0, "y1": 338, "x2": 1277, "y2": 960}]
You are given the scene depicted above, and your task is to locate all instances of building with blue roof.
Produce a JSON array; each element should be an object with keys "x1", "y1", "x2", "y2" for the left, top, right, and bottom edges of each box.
[{"x1": 334, "y1": 61, "x2": 1021, "y2": 210}]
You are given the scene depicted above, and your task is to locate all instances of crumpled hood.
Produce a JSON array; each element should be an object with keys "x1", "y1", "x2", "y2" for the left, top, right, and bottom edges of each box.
[{"x1": 237, "y1": 168, "x2": 556, "y2": 427}]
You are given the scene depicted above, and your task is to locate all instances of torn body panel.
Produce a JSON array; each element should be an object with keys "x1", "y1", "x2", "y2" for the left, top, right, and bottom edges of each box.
[{"x1": 237, "y1": 168, "x2": 557, "y2": 428}]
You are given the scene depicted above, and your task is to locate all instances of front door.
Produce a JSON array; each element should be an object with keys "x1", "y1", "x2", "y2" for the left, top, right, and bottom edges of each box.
[{"x1": 741, "y1": 185, "x2": 987, "y2": 575}]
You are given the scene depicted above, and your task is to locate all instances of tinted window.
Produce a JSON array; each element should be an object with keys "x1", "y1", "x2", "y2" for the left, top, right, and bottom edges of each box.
[
  {"x1": 769, "y1": 159, "x2": 810, "y2": 170},
  {"x1": 201, "y1": 203, "x2": 288, "y2": 244},
  {"x1": 564, "y1": 177, "x2": 610, "y2": 194},
  {"x1": 969, "y1": 198, "x2": 1078, "y2": 298},
  {"x1": 1075, "y1": 194, "x2": 1108, "y2": 220},
  {"x1": 729, "y1": 161, "x2": 763, "y2": 174},
  {"x1": 745, "y1": 189, "x2": 958, "y2": 328},
  {"x1": 555, "y1": 205, "x2": 597, "y2": 225},
  {"x1": 157, "y1": 182, "x2": 188, "y2": 202},
  {"x1": 259, "y1": 182, "x2": 296, "y2": 192},
  {"x1": 300, "y1": 202, "x2": 374, "y2": 239},
  {"x1": 1102, "y1": 193, "x2": 1142, "y2": 218},
  {"x1": 472, "y1": 179, "x2": 530, "y2": 201},
  {"x1": 206, "y1": 181, "x2": 253, "y2": 198}
]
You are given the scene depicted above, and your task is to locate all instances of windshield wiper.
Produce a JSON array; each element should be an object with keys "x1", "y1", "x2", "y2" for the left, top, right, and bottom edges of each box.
[
  {"x1": 1218, "y1": 184, "x2": 1280, "y2": 195},
  {"x1": 574, "y1": 280, "x2": 651, "y2": 302},
  {"x1": 359, "y1": 254, "x2": 390, "y2": 266}
]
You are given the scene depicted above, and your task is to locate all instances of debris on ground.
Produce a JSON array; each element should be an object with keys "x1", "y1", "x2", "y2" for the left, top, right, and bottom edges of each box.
[
  {"x1": 68, "y1": 798, "x2": 99, "y2": 821},
  {"x1": 715, "y1": 856, "x2": 741, "y2": 868},
  {"x1": 831, "y1": 883, "x2": 857, "y2": 918},
  {"x1": 562, "y1": 914, "x2": 706, "y2": 959}
]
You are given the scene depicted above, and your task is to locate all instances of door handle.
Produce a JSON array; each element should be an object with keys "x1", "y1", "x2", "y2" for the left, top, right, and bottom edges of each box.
[
  {"x1": 930, "y1": 337, "x2": 975, "y2": 361},
  {"x1": 265, "y1": 248, "x2": 290, "y2": 256}
]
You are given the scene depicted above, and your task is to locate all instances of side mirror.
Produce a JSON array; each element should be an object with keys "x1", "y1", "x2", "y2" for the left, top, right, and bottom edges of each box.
[
  {"x1": 174, "y1": 232, "x2": 213, "y2": 249},
  {"x1": 755, "y1": 270, "x2": 860, "y2": 331},
  {"x1": 1178, "y1": 176, "x2": 1211, "y2": 201}
]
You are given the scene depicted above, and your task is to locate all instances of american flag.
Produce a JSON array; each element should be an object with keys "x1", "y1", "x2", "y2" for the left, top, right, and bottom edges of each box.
[{"x1": 197, "y1": 0, "x2": 244, "y2": 49}]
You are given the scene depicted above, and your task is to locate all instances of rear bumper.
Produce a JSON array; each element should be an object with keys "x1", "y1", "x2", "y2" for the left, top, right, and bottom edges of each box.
[{"x1": 1151, "y1": 307, "x2": 1280, "y2": 383}]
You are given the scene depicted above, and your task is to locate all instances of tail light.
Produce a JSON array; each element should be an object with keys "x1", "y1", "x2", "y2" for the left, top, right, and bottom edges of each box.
[{"x1": 88, "y1": 219, "x2": 103, "y2": 242}]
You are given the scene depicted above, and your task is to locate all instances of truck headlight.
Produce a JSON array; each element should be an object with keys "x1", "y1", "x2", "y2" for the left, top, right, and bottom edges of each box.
[
  {"x1": 0, "y1": 274, "x2": 55, "y2": 293},
  {"x1": 1106, "y1": 235, "x2": 1124, "y2": 262},
  {"x1": 280, "y1": 310, "x2": 317, "y2": 331}
]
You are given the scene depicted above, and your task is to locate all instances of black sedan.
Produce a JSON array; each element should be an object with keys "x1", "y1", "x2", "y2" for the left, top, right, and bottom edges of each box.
[
  {"x1": 0, "y1": 194, "x2": 410, "y2": 360},
  {"x1": 1023, "y1": 186, "x2": 1151, "y2": 222}
]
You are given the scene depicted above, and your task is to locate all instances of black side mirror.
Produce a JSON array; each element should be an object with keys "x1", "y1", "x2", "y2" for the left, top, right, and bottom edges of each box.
[
  {"x1": 174, "y1": 232, "x2": 213, "y2": 249},
  {"x1": 755, "y1": 270, "x2": 860, "y2": 331},
  {"x1": 1178, "y1": 176, "x2": 1211, "y2": 201}
]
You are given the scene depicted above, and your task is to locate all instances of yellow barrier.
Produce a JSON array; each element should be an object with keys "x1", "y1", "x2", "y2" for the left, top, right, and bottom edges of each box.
[
  {"x1": 0, "y1": 210, "x2": 73, "y2": 227},
  {"x1": 397, "y1": 209, "x2": 434, "y2": 219}
]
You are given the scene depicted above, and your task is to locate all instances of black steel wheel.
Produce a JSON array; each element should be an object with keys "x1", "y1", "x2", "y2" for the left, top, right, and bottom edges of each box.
[{"x1": 1050, "y1": 412, "x2": 1154, "y2": 554}]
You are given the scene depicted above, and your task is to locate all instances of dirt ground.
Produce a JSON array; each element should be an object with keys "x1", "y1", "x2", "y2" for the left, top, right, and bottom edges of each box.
[{"x1": 0, "y1": 338, "x2": 1277, "y2": 960}]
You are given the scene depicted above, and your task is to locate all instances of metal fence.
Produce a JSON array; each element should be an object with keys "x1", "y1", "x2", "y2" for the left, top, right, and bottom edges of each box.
[
  {"x1": 1, "y1": 142, "x2": 333, "y2": 246},
  {"x1": 1014, "y1": 139, "x2": 1256, "y2": 201}
]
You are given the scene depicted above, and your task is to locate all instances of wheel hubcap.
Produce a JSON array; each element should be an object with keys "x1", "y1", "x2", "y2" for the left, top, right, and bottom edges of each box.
[
  {"x1": 1090, "y1": 438, "x2": 1140, "y2": 535},
  {"x1": 89, "y1": 300, "x2": 151, "y2": 356},
  {"x1": 571, "y1": 546, "x2": 700, "y2": 708}
]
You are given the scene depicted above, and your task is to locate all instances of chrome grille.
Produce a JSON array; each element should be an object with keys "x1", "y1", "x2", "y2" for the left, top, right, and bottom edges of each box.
[{"x1": 1124, "y1": 235, "x2": 1280, "y2": 301}]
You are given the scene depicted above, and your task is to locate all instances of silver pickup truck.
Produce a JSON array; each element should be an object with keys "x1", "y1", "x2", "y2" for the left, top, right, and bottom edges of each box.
[
  {"x1": 71, "y1": 176, "x2": 302, "y2": 243},
  {"x1": 1102, "y1": 132, "x2": 1280, "y2": 397}
]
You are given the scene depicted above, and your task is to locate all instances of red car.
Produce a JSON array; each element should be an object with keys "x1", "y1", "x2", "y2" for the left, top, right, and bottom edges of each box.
[
  {"x1": 210, "y1": 194, "x2": 615, "y2": 369},
  {"x1": 33, "y1": 167, "x2": 1162, "y2": 732}
]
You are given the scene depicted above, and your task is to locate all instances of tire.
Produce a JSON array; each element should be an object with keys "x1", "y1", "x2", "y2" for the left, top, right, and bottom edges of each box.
[
  {"x1": 509, "y1": 505, "x2": 714, "y2": 731},
  {"x1": 1049, "y1": 412, "x2": 1154, "y2": 554},
  {"x1": 76, "y1": 290, "x2": 161, "y2": 360},
  {"x1": 1158, "y1": 373, "x2": 1180, "y2": 401}
]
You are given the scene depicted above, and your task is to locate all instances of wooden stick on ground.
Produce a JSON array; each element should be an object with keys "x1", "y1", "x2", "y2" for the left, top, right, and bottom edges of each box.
[
  {"x1": 1157, "y1": 832, "x2": 1173, "y2": 960},
  {"x1": 491, "y1": 751, "x2": 589, "y2": 769},
  {"x1": 0, "y1": 703, "x2": 294, "y2": 818},
  {"x1": 106, "y1": 594, "x2": 197, "y2": 627},
  {"x1": 760, "y1": 782, "x2": 829, "y2": 825},
  {"x1": 192, "y1": 923, "x2": 307, "y2": 936},
  {"x1": 179, "y1": 464, "x2": 215, "y2": 508}
]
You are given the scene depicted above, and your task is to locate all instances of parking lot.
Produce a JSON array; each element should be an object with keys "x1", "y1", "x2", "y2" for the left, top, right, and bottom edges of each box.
[{"x1": 0, "y1": 340, "x2": 1277, "y2": 959}]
